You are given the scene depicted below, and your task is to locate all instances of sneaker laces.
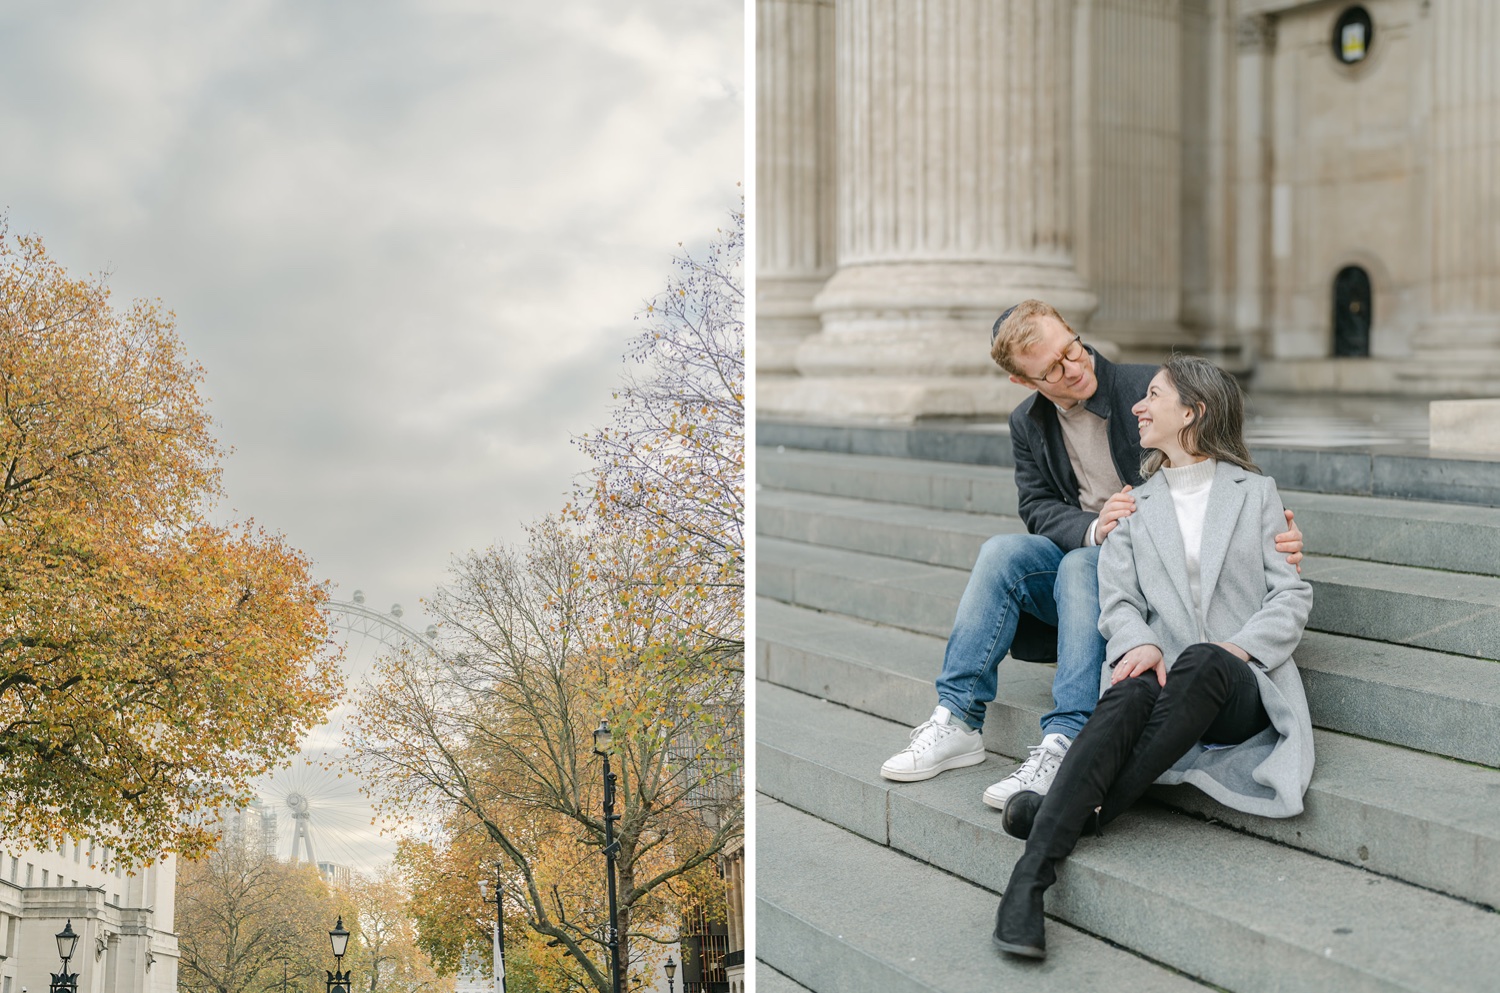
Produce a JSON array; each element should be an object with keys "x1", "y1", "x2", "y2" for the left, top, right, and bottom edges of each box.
[
  {"x1": 1012, "y1": 738, "x2": 1065, "y2": 782},
  {"x1": 904, "y1": 718, "x2": 957, "y2": 755}
]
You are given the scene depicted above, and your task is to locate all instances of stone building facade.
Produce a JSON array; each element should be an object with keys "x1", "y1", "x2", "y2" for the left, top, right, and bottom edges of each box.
[
  {"x1": 758, "y1": 0, "x2": 1500, "y2": 420},
  {"x1": 0, "y1": 837, "x2": 177, "y2": 993}
]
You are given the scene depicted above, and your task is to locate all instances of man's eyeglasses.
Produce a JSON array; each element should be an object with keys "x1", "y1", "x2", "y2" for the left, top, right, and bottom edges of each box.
[{"x1": 1024, "y1": 335, "x2": 1087, "y2": 384}]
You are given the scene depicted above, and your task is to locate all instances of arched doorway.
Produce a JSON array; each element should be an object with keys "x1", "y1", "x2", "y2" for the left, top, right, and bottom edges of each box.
[{"x1": 1333, "y1": 265, "x2": 1372, "y2": 357}]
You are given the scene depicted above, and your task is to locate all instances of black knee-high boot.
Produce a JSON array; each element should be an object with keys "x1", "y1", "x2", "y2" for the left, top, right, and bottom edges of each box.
[{"x1": 993, "y1": 675, "x2": 1160, "y2": 957}]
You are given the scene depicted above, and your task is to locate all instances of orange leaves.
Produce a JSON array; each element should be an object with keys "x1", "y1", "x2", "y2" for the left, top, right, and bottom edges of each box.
[{"x1": 0, "y1": 228, "x2": 334, "y2": 864}]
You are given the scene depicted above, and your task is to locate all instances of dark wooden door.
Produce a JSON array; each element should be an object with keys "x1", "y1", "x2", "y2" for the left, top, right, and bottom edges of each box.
[{"x1": 1333, "y1": 265, "x2": 1372, "y2": 357}]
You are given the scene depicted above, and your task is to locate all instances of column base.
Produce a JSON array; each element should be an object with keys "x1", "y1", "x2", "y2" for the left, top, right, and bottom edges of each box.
[
  {"x1": 1253, "y1": 355, "x2": 1500, "y2": 396},
  {"x1": 758, "y1": 274, "x2": 829, "y2": 375},
  {"x1": 757, "y1": 373, "x2": 1037, "y2": 423},
  {"x1": 770, "y1": 261, "x2": 1097, "y2": 419},
  {"x1": 797, "y1": 260, "x2": 1097, "y2": 379},
  {"x1": 1397, "y1": 315, "x2": 1500, "y2": 391}
]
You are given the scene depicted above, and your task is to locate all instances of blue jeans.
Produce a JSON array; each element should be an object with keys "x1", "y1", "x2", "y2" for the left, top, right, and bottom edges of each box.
[{"x1": 933, "y1": 533, "x2": 1105, "y2": 740}]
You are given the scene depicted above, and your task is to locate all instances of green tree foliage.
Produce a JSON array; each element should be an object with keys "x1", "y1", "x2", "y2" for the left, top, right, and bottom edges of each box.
[{"x1": 176, "y1": 827, "x2": 340, "y2": 993}]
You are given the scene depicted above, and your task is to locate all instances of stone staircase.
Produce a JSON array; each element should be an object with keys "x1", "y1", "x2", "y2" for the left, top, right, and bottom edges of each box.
[{"x1": 755, "y1": 424, "x2": 1500, "y2": 992}]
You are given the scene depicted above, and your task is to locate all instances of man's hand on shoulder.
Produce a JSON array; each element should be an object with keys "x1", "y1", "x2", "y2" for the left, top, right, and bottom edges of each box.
[
  {"x1": 1275, "y1": 508, "x2": 1304, "y2": 573},
  {"x1": 1095, "y1": 484, "x2": 1136, "y2": 542}
]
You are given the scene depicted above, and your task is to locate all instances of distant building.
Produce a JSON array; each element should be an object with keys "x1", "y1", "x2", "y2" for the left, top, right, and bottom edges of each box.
[
  {"x1": 317, "y1": 861, "x2": 353, "y2": 889},
  {"x1": 721, "y1": 837, "x2": 745, "y2": 993},
  {"x1": 453, "y1": 950, "x2": 495, "y2": 993},
  {"x1": 0, "y1": 835, "x2": 177, "y2": 993}
]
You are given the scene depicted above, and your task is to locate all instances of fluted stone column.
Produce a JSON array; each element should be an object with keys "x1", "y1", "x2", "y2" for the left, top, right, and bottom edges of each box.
[
  {"x1": 766, "y1": 0, "x2": 1097, "y2": 421},
  {"x1": 1231, "y1": 12, "x2": 1273, "y2": 356},
  {"x1": 1405, "y1": 0, "x2": 1500, "y2": 392},
  {"x1": 757, "y1": 0, "x2": 837, "y2": 377},
  {"x1": 1076, "y1": 0, "x2": 1184, "y2": 359}
]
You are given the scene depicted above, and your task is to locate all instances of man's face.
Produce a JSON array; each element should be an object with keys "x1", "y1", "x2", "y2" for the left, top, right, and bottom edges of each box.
[{"x1": 1007, "y1": 315, "x2": 1098, "y2": 407}]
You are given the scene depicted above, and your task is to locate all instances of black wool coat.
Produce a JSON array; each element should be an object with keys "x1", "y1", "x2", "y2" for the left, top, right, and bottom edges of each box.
[{"x1": 1005, "y1": 349, "x2": 1158, "y2": 662}]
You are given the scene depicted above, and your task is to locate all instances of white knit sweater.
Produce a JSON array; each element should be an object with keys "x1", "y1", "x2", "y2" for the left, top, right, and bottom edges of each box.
[{"x1": 1161, "y1": 458, "x2": 1217, "y2": 633}]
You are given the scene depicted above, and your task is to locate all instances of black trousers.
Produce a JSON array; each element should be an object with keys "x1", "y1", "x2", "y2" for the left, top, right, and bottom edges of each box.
[{"x1": 1024, "y1": 642, "x2": 1270, "y2": 864}]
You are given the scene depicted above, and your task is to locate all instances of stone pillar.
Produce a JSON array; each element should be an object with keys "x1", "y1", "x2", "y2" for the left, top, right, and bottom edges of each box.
[
  {"x1": 756, "y1": 0, "x2": 837, "y2": 377},
  {"x1": 1076, "y1": 0, "x2": 1185, "y2": 361},
  {"x1": 1404, "y1": 0, "x2": 1500, "y2": 392},
  {"x1": 764, "y1": 0, "x2": 1096, "y2": 421},
  {"x1": 1231, "y1": 11, "x2": 1273, "y2": 362}
]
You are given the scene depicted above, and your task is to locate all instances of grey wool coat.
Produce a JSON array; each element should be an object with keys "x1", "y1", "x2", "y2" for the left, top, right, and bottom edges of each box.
[{"x1": 1096, "y1": 460, "x2": 1315, "y2": 818}]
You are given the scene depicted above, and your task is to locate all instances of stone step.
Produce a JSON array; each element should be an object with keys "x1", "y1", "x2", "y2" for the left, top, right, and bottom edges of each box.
[
  {"x1": 757, "y1": 491, "x2": 1500, "y2": 660},
  {"x1": 759, "y1": 446, "x2": 1500, "y2": 576},
  {"x1": 756, "y1": 796, "x2": 1214, "y2": 993},
  {"x1": 755, "y1": 962, "x2": 814, "y2": 993},
  {"x1": 757, "y1": 599, "x2": 1500, "y2": 909},
  {"x1": 758, "y1": 683, "x2": 1500, "y2": 993},
  {"x1": 756, "y1": 583, "x2": 1500, "y2": 769},
  {"x1": 758, "y1": 447, "x2": 1020, "y2": 517},
  {"x1": 758, "y1": 419, "x2": 1500, "y2": 507},
  {"x1": 1300, "y1": 555, "x2": 1500, "y2": 660}
]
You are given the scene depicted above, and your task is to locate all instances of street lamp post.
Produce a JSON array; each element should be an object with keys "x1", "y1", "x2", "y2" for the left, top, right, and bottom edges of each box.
[
  {"x1": 593, "y1": 719, "x2": 622, "y2": 993},
  {"x1": 49, "y1": 921, "x2": 79, "y2": 993},
  {"x1": 326, "y1": 917, "x2": 351, "y2": 993},
  {"x1": 664, "y1": 955, "x2": 676, "y2": 993},
  {"x1": 478, "y1": 869, "x2": 507, "y2": 993}
]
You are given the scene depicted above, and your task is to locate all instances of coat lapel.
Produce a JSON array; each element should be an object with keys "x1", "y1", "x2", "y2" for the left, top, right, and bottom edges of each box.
[
  {"x1": 1196, "y1": 462, "x2": 1249, "y2": 613},
  {"x1": 1135, "y1": 476, "x2": 1195, "y2": 619}
]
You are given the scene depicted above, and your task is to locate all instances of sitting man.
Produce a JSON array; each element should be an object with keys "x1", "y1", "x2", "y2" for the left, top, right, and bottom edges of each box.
[{"x1": 879, "y1": 299, "x2": 1304, "y2": 809}]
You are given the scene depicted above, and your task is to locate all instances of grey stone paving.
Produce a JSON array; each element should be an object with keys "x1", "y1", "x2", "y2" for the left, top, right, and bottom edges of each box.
[
  {"x1": 759, "y1": 797, "x2": 1214, "y2": 993},
  {"x1": 760, "y1": 686, "x2": 1500, "y2": 992},
  {"x1": 756, "y1": 424, "x2": 1500, "y2": 992}
]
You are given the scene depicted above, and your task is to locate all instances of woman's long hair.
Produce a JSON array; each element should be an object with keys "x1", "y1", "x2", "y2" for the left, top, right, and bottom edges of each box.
[{"x1": 1140, "y1": 354, "x2": 1260, "y2": 479}]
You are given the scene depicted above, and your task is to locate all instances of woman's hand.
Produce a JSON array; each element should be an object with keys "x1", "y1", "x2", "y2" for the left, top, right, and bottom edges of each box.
[
  {"x1": 1112, "y1": 643, "x2": 1166, "y2": 686},
  {"x1": 1213, "y1": 641, "x2": 1251, "y2": 662}
]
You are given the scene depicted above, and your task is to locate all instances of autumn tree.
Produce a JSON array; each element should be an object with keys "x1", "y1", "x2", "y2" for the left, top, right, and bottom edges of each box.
[
  {"x1": 0, "y1": 228, "x2": 335, "y2": 864},
  {"x1": 351, "y1": 210, "x2": 744, "y2": 993},
  {"x1": 574, "y1": 205, "x2": 744, "y2": 668},
  {"x1": 176, "y1": 824, "x2": 339, "y2": 993},
  {"x1": 352, "y1": 521, "x2": 739, "y2": 993},
  {"x1": 342, "y1": 868, "x2": 448, "y2": 993}
]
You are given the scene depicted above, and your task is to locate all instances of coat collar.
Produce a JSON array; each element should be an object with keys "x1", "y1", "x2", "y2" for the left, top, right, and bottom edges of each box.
[
  {"x1": 1082, "y1": 348, "x2": 1120, "y2": 419},
  {"x1": 1133, "y1": 460, "x2": 1251, "y2": 618},
  {"x1": 1198, "y1": 461, "x2": 1250, "y2": 607},
  {"x1": 1134, "y1": 472, "x2": 1193, "y2": 617}
]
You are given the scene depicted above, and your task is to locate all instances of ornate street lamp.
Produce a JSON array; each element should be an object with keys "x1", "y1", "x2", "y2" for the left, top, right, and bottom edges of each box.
[
  {"x1": 326, "y1": 917, "x2": 351, "y2": 993},
  {"x1": 593, "y1": 719, "x2": 622, "y2": 993},
  {"x1": 664, "y1": 954, "x2": 676, "y2": 993},
  {"x1": 479, "y1": 869, "x2": 507, "y2": 993},
  {"x1": 49, "y1": 921, "x2": 79, "y2": 993}
]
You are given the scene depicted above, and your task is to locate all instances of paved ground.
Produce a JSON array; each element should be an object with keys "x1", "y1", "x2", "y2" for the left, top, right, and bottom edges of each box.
[{"x1": 1241, "y1": 392, "x2": 1432, "y2": 449}]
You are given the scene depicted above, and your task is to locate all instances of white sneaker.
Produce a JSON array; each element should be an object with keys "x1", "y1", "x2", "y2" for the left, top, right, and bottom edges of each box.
[
  {"x1": 981, "y1": 733, "x2": 1071, "y2": 810},
  {"x1": 880, "y1": 706, "x2": 986, "y2": 782}
]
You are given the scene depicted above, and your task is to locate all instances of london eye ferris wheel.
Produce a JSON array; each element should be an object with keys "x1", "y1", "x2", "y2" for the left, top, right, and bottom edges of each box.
[{"x1": 250, "y1": 590, "x2": 438, "y2": 876}]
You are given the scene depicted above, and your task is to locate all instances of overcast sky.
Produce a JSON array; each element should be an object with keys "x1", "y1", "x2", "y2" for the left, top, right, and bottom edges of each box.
[
  {"x1": 0, "y1": 0, "x2": 742, "y2": 614},
  {"x1": 0, "y1": 1, "x2": 742, "y2": 869}
]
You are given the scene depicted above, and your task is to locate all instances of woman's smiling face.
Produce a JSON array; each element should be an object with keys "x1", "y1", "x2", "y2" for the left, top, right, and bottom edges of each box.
[{"x1": 1132, "y1": 369, "x2": 1193, "y2": 453}]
